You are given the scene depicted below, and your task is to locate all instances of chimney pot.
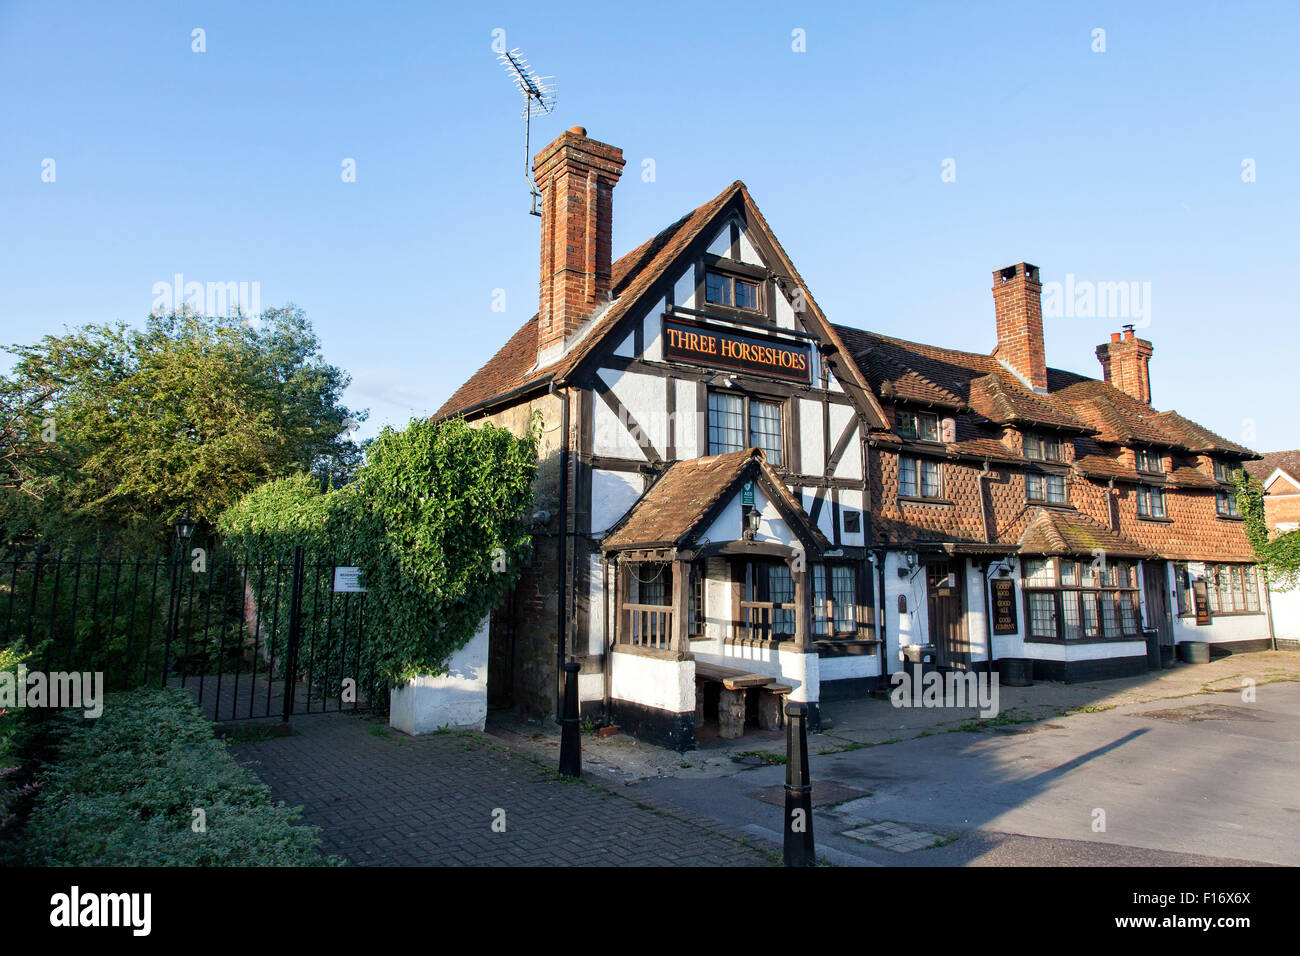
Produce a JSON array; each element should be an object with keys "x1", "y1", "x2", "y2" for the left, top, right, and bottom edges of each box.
[
  {"x1": 1110, "y1": 332, "x2": 1121, "y2": 343},
  {"x1": 569, "y1": 125, "x2": 587, "y2": 135}
]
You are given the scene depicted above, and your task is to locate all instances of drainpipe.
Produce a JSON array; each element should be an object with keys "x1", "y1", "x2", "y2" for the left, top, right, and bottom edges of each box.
[
  {"x1": 603, "y1": 553, "x2": 613, "y2": 722},
  {"x1": 874, "y1": 549, "x2": 888, "y2": 681},
  {"x1": 554, "y1": 383, "x2": 570, "y2": 720},
  {"x1": 982, "y1": 560, "x2": 997, "y2": 676}
]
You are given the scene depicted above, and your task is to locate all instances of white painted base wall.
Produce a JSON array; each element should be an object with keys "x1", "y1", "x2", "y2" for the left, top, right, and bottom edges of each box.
[
  {"x1": 389, "y1": 616, "x2": 489, "y2": 734},
  {"x1": 609, "y1": 650, "x2": 695, "y2": 713},
  {"x1": 1270, "y1": 586, "x2": 1300, "y2": 642}
]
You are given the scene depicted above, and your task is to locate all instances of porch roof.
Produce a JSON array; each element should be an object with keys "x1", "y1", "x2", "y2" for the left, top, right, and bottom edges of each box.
[
  {"x1": 1017, "y1": 508, "x2": 1155, "y2": 560},
  {"x1": 600, "y1": 447, "x2": 830, "y2": 554}
]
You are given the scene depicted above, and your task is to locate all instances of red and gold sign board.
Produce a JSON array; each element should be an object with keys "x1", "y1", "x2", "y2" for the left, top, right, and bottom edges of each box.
[{"x1": 662, "y1": 318, "x2": 812, "y2": 383}]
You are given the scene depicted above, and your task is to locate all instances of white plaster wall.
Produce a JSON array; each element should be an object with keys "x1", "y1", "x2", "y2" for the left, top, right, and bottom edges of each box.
[
  {"x1": 700, "y1": 485, "x2": 799, "y2": 547},
  {"x1": 703, "y1": 556, "x2": 731, "y2": 639},
  {"x1": 594, "y1": 368, "x2": 666, "y2": 459},
  {"x1": 579, "y1": 671, "x2": 605, "y2": 703},
  {"x1": 775, "y1": 285, "x2": 798, "y2": 332},
  {"x1": 613, "y1": 331, "x2": 634, "y2": 357},
  {"x1": 798, "y1": 398, "x2": 824, "y2": 475},
  {"x1": 672, "y1": 265, "x2": 694, "y2": 311},
  {"x1": 610, "y1": 651, "x2": 695, "y2": 713},
  {"x1": 705, "y1": 223, "x2": 730, "y2": 257},
  {"x1": 819, "y1": 654, "x2": 878, "y2": 681},
  {"x1": 591, "y1": 468, "x2": 643, "y2": 533},
  {"x1": 827, "y1": 370, "x2": 842, "y2": 392},
  {"x1": 676, "y1": 379, "x2": 701, "y2": 458},
  {"x1": 389, "y1": 616, "x2": 489, "y2": 734},
  {"x1": 1158, "y1": 562, "x2": 1271, "y2": 646},
  {"x1": 737, "y1": 227, "x2": 762, "y2": 266},
  {"x1": 884, "y1": 552, "x2": 930, "y2": 669},
  {"x1": 964, "y1": 559, "x2": 992, "y2": 667},
  {"x1": 1269, "y1": 586, "x2": 1300, "y2": 641},
  {"x1": 838, "y1": 487, "x2": 866, "y2": 548},
  {"x1": 641, "y1": 297, "x2": 666, "y2": 362},
  {"x1": 587, "y1": 553, "x2": 606, "y2": 656}
]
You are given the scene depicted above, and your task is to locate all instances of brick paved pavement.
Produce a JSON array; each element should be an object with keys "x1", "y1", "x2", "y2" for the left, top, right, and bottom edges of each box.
[{"x1": 230, "y1": 712, "x2": 775, "y2": 866}]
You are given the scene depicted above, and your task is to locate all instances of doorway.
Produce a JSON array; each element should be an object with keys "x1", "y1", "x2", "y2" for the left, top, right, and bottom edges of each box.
[{"x1": 927, "y1": 559, "x2": 970, "y2": 670}]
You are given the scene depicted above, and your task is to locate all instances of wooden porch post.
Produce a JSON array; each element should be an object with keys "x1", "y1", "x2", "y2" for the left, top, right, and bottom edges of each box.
[
  {"x1": 672, "y1": 559, "x2": 691, "y2": 659},
  {"x1": 792, "y1": 561, "x2": 811, "y2": 650}
]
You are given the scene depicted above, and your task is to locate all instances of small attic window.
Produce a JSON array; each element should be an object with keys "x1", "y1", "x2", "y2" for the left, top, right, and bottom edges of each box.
[{"x1": 705, "y1": 270, "x2": 760, "y2": 311}]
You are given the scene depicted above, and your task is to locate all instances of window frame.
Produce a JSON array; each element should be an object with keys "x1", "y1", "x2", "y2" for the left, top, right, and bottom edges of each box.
[
  {"x1": 1134, "y1": 447, "x2": 1165, "y2": 474},
  {"x1": 895, "y1": 410, "x2": 941, "y2": 442},
  {"x1": 1195, "y1": 563, "x2": 1262, "y2": 616},
  {"x1": 703, "y1": 266, "x2": 763, "y2": 315},
  {"x1": 1136, "y1": 484, "x2": 1167, "y2": 519},
  {"x1": 812, "y1": 562, "x2": 860, "y2": 639},
  {"x1": 1024, "y1": 433, "x2": 1064, "y2": 462},
  {"x1": 898, "y1": 456, "x2": 944, "y2": 500},
  {"x1": 1021, "y1": 556, "x2": 1142, "y2": 643},
  {"x1": 1026, "y1": 470, "x2": 1068, "y2": 505},
  {"x1": 706, "y1": 389, "x2": 787, "y2": 466},
  {"x1": 1215, "y1": 491, "x2": 1240, "y2": 518}
]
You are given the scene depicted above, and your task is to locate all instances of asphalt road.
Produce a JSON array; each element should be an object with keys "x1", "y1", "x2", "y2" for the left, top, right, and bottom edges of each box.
[{"x1": 631, "y1": 682, "x2": 1300, "y2": 866}]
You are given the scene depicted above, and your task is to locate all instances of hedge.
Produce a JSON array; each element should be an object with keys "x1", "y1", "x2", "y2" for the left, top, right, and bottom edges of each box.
[{"x1": 20, "y1": 689, "x2": 335, "y2": 866}]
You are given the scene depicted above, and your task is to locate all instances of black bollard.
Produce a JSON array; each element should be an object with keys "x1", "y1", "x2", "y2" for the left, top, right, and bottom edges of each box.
[
  {"x1": 558, "y1": 659, "x2": 582, "y2": 778},
  {"x1": 783, "y1": 701, "x2": 815, "y2": 866}
]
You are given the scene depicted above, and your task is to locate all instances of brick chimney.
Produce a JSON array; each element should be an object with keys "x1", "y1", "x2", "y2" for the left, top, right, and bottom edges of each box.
[
  {"x1": 991, "y1": 262, "x2": 1048, "y2": 392},
  {"x1": 1096, "y1": 325, "x2": 1154, "y2": 405},
  {"x1": 533, "y1": 126, "x2": 625, "y2": 366}
]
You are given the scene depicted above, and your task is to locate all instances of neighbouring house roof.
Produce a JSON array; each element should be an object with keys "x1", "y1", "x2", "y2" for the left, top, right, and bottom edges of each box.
[
  {"x1": 1017, "y1": 508, "x2": 1154, "y2": 559},
  {"x1": 1245, "y1": 449, "x2": 1300, "y2": 491},
  {"x1": 838, "y1": 327, "x2": 1259, "y2": 462},
  {"x1": 434, "y1": 180, "x2": 886, "y2": 427},
  {"x1": 601, "y1": 447, "x2": 829, "y2": 553}
]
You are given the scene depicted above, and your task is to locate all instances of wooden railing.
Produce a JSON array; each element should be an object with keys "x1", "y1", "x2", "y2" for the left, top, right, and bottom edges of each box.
[
  {"x1": 737, "y1": 601, "x2": 795, "y2": 642},
  {"x1": 624, "y1": 602, "x2": 672, "y2": 650}
]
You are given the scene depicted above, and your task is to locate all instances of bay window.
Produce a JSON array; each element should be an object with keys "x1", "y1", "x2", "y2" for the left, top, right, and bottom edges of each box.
[{"x1": 1022, "y1": 557, "x2": 1142, "y2": 641}]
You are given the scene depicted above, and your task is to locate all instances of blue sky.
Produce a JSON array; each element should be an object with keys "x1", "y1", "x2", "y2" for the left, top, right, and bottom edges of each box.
[{"x1": 2, "y1": 1, "x2": 1296, "y2": 451}]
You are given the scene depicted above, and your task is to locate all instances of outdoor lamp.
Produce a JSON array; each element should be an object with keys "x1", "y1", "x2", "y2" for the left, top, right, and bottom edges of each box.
[
  {"x1": 174, "y1": 513, "x2": 196, "y2": 544},
  {"x1": 743, "y1": 507, "x2": 761, "y2": 539}
]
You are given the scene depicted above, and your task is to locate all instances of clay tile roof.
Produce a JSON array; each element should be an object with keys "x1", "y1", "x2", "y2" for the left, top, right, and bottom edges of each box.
[
  {"x1": 602, "y1": 448, "x2": 827, "y2": 551},
  {"x1": 1245, "y1": 449, "x2": 1300, "y2": 487},
  {"x1": 432, "y1": 314, "x2": 546, "y2": 420},
  {"x1": 1150, "y1": 411, "x2": 1258, "y2": 457},
  {"x1": 435, "y1": 182, "x2": 745, "y2": 422},
  {"x1": 1018, "y1": 508, "x2": 1154, "y2": 559}
]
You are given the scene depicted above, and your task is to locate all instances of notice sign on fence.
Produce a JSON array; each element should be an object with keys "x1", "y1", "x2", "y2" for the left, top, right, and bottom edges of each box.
[{"x1": 333, "y1": 566, "x2": 367, "y2": 593}]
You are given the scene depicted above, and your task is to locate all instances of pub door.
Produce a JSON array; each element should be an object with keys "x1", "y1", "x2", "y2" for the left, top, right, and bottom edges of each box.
[
  {"x1": 927, "y1": 559, "x2": 970, "y2": 671},
  {"x1": 487, "y1": 586, "x2": 516, "y2": 708},
  {"x1": 1142, "y1": 560, "x2": 1174, "y2": 661}
]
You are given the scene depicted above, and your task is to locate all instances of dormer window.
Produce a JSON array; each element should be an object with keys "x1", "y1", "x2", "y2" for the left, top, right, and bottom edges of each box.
[
  {"x1": 705, "y1": 270, "x2": 760, "y2": 311},
  {"x1": 896, "y1": 410, "x2": 940, "y2": 442},
  {"x1": 1213, "y1": 459, "x2": 1236, "y2": 482},
  {"x1": 1134, "y1": 448, "x2": 1164, "y2": 474},
  {"x1": 1024, "y1": 434, "x2": 1064, "y2": 462},
  {"x1": 1027, "y1": 472, "x2": 1067, "y2": 505}
]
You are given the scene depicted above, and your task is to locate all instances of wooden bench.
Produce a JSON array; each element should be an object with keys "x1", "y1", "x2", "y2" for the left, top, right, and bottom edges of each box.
[{"x1": 695, "y1": 662, "x2": 793, "y2": 737}]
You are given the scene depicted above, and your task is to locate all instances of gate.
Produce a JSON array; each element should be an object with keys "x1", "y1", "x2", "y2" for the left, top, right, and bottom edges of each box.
[{"x1": 1, "y1": 541, "x2": 385, "y2": 723}]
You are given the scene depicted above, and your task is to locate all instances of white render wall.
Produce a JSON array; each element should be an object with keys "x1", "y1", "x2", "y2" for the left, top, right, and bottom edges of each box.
[
  {"x1": 1268, "y1": 585, "x2": 1300, "y2": 642},
  {"x1": 389, "y1": 616, "x2": 489, "y2": 734},
  {"x1": 609, "y1": 650, "x2": 695, "y2": 713}
]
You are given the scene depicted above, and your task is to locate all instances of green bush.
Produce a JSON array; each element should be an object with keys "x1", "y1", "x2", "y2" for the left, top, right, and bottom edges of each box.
[
  {"x1": 20, "y1": 688, "x2": 334, "y2": 866},
  {"x1": 219, "y1": 415, "x2": 538, "y2": 687}
]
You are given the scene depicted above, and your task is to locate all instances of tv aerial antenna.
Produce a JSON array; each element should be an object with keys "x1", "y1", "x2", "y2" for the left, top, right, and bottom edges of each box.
[{"x1": 497, "y1": 47, "x2": 557, "y2": 217}]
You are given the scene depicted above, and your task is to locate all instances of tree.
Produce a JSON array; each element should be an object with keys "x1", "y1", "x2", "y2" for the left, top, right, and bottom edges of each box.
[{"x1": 0, "y1": 306, "x2": 364, "y2": 544}]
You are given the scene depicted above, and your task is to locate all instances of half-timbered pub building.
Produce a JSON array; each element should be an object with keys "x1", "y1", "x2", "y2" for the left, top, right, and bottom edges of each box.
[{"x1": 434, "y1": 126, "x2": 1269, "y2": 750}]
